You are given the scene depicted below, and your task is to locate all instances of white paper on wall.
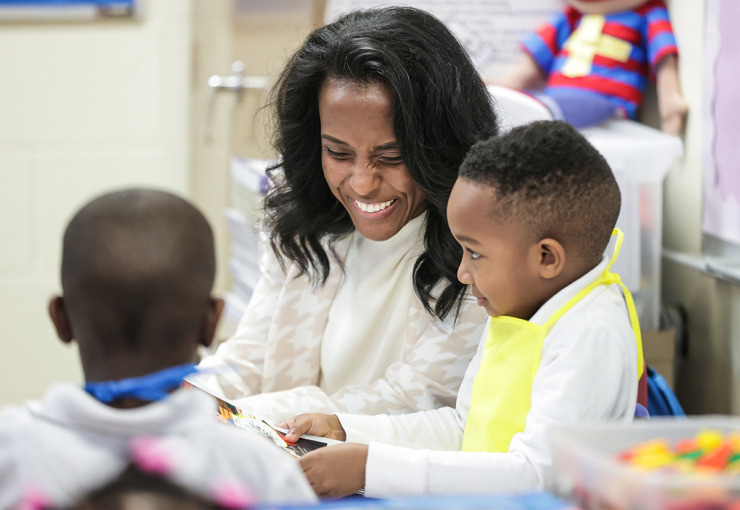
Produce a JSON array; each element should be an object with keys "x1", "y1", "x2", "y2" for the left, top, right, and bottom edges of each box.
[
  {"x1": 703, "y1": 0, "x2": 740, "y2": 245},
  {"x1": 325, "y1": 0, "x2": 565, "y2": 79}
]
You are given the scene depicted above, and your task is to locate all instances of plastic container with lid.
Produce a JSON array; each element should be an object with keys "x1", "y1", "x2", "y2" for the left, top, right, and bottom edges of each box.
[
  {"x1": 581, "y1": 119, "x2": 683, "y2": 331},
  {"x1": 548, "y1": 416, "x2": 740, "y2": 510}
]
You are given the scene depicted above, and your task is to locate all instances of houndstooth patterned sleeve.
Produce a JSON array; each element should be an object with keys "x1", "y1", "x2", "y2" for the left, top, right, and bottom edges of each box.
[
  {"x1": 229, "y1": 292, "x2": 487, "y2": 424},
  {"x1": 195, "y1": 235, "x2": 349, "y2": 403},
  {"x1": 194, "y1": 244, "x2": 289, "y2": 400}
]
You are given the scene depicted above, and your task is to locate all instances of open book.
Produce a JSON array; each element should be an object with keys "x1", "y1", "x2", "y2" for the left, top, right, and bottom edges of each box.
[{"x1": 184, "y1": 381, "x2": 339, "y2": 458}]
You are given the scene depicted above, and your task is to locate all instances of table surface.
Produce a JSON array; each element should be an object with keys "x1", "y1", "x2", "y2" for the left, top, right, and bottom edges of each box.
[{"x1": 258, "y1": 491, "x2": 578, "y2": 510}]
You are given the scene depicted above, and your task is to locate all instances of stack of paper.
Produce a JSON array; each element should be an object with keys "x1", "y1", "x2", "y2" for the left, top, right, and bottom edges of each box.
[{"x1": 222, "y1": 157, "x2": 273, "y2": 332}]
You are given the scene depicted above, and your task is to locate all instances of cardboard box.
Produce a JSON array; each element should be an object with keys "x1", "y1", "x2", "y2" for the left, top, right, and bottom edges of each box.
[{"x1": 642, "y1": 328, "x2": 677, "y2": 389}]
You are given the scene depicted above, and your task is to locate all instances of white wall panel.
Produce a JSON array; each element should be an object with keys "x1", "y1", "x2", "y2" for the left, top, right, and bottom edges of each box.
[{"x1": 0, "y1": 0, "x2": 193, "y2": 406}]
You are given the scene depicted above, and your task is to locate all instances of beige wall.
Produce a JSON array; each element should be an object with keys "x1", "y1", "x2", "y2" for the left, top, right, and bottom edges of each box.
[
  {"x1": 661, "y1": 0, "x2": 740, "y2": 414},
  {"x1": 0, "y1": 0, "x2": 193, "y2": 406},
  {"x1": 0, "y1": 0, "x2": 323, "y2": 407},
  {"x1": 189, "y1": 0, "x2": 322, "y2": 341}
]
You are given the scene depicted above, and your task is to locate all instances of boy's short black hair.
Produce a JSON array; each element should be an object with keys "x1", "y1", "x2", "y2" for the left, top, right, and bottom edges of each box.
[
  {"x1": 458, "y1": 120, "x2": 620, "y2": 266},
  {"x1": 61, "y1": 188, "x2": 215, "y2": 351}
]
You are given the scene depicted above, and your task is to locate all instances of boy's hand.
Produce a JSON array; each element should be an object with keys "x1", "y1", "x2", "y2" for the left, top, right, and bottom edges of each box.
[
  {"x1": 299, "y1": 443, "x2": 368, "y2": 499},
  {"x1": 279, "y1": 413, "x2": 346, "y2": 443}
]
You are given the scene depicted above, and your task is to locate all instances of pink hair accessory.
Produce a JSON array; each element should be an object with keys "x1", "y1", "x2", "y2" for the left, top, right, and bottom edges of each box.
[
  {"x1": 212, "y1": 480, "x2": 257, "y2": 509},
  {"x1": 130, "y1": 436, "x2": 174, "y2": 476},
  {"x1": 17, "y1": 485, "x2": 51, "y2": 510}
]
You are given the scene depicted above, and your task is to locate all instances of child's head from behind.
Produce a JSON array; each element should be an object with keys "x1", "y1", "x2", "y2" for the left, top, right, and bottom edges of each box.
[
  {"x1": 71, "y1": 464, "x2": 219, "y2": 510},
  {"x1": 448, "y1": 120, "x2": 620, "y2": 320},
  {"x1": 48, "y1": 188, "x2": 223, "y2": 382}
]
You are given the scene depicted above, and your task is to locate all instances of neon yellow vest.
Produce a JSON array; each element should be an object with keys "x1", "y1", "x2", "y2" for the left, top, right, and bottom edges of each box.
[{"x1": 461, "y1": 229, "x2": 644, "y2": 453}]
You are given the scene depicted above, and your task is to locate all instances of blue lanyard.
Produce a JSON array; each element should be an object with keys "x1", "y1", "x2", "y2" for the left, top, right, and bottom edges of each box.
[{"x1": 84, "y1": 363, "x2": 198, "y2": 403}]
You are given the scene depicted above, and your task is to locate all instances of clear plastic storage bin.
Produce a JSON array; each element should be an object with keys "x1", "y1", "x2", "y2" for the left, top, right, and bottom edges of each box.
[
  {"x1": 549, "y1": 417, "x2": 740, "y2": 509},
  {"x1": 230, "y1": 156, "x2": 272, "y2": 223},
  {"x1": 582, "y1": 120, "x2": 683, "y2": 331}
]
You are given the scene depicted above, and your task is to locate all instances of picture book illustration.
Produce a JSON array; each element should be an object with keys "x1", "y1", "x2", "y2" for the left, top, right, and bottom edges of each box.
[
  {"x1": 183, "y1": 380, "x2": 337, "y2": 458},
  {"x1": 215, "y1": 397, "x2": 336, "y2": 458}
]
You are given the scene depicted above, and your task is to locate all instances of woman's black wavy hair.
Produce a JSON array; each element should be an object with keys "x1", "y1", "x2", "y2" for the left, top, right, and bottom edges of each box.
[{"x1": 264, "y1": 6, "x2": 498, "y2": 321}]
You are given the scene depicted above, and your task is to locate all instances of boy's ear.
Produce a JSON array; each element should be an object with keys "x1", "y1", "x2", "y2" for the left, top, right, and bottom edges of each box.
[
  {"x1": 536, "y1": 238, "x2": 565, "y2": 279},
  {"x1": 199, "y1": 296, "x2": 225, "y2": 349},
  {"x1": 48, "y1": 296, "x2": 74, "y2": 344}
]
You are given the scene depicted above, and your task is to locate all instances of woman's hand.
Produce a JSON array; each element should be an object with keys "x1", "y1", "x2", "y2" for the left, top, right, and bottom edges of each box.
[
  {"x1": 279, "y1": 413, "x2": 347, "y2": 443},
  {"x1": 299, "y1": 443, "x2": 368, "y2": 499}
]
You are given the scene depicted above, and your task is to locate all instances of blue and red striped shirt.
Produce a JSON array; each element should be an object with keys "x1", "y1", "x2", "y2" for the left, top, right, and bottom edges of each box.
[{"x1": 521, "y1": 0, "x2": 678, "y2": 119}]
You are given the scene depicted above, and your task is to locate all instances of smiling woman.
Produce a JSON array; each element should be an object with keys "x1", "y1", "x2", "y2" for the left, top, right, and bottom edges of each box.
[
  {"x1": 193, "y1": 6, "x2": 499, "y2": 423},
  {"x1": 319, "y1": 79, "x2": 427, "y2": 242}
]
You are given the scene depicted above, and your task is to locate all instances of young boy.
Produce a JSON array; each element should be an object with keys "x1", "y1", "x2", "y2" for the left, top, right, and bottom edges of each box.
[
  {"x1": 0, "y1": 189, "x2": 317, "y2": 508},
  {"x1": 281, "y1": 120, "x2": 646, "y2": 498}
]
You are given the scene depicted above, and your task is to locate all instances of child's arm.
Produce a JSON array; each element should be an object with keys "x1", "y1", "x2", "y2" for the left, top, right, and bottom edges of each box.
[
  {"x1": 299, "y1": 443, "x2": 368, "y2": 498},
  {"x1": 280, "y1": 412, "x2": 459, "y2": 498},
  {"x1": 281, "y1": 405, "x2": 465, "y2": 451},
  {"x1": 333, "y1": 294, "x2": 638, "y2": 498},
  {"x1": 296, "y1": 439, "x2": 538, "y2": 499}
]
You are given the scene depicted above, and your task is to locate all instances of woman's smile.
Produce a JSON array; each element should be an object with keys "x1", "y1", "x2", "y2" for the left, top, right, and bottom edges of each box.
[{"x1": 352, "y1": 198, "x2": 397, "y2": 215}]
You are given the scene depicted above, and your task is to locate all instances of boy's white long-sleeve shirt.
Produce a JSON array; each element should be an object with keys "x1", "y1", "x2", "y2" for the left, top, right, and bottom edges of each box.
[{"x1": 336, "y1": 256, "x2": 639, "y2": 497}]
